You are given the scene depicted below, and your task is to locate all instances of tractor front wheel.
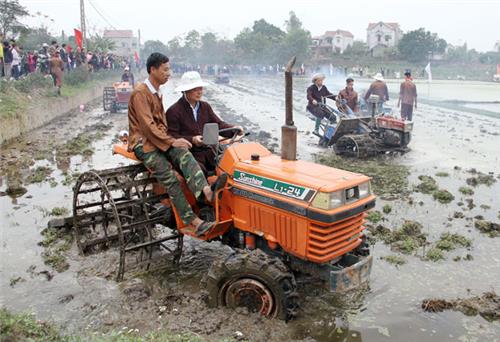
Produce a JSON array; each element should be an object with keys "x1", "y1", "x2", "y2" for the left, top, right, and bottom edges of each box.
[{"x1": 202, "y1": 249, "x2": 299, "y2": 320}]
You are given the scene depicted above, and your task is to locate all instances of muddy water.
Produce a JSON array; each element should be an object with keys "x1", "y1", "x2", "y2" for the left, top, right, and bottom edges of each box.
[{"x1": 1, "y1": 76, "x2": 499, "y2": 341}]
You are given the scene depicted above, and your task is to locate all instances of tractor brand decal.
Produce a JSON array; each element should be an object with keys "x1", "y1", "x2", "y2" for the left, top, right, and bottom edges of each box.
[
  {"x1": 231, "y1": 188, "x2": 307, "y2": 216},
  {"x1": 233, "y1": 170, "x2": 315, "y2": 201}
]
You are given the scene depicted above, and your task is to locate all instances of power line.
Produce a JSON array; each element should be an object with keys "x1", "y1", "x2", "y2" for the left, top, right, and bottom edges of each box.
[{"x1": 87, "y1": 0, "x2": 118, "y2": 30}]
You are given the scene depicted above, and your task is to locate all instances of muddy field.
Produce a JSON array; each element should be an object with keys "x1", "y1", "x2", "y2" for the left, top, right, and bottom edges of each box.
[{"x1": 1, "y1": 75, "x2": 499, "y2": 341}]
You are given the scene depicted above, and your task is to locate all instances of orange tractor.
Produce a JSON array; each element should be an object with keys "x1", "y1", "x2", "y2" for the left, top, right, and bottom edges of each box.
[
  {"x1": 103, "y1": 82, "x2": 134, "y2": 113},
  {"x1": 57, "y1": 58, "x2": 375, "y2": 320}
]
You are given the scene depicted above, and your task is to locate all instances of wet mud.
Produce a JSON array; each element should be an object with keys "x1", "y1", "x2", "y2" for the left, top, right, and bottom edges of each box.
[{"x1": 1, "y1": 76, "x2": 499, "y2": 341}]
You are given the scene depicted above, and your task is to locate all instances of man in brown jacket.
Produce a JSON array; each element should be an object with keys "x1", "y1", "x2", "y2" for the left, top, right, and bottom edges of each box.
[
  {"x1": 397, "y1": 71, "x2": 417, "y2": 121},
  {"x1": 364, "y1": 73, "x2": 389, "y2": 113},
  {"x1": 128, "y1": 53, "x2": 226, "y2": 236},
  {"x1": 337, "y1": 77, "x2": 359, "y2": 115},
  {"x1": 166, "y1": 71, "x2": 243, "y2": 175}
]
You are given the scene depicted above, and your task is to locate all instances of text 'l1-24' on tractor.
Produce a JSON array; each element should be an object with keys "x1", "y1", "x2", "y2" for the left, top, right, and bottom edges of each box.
[
  {"x1": 49, "y1": 57, "x2": 376, "y2": 321},
  {"x1": 311, "y1": 94, "x2": 413, "y2": 158}
]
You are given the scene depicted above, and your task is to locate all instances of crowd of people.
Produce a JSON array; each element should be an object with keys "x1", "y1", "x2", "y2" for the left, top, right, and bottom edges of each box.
[{"x1": 0, "y1": 37, "x2": 139, "y2": 95}]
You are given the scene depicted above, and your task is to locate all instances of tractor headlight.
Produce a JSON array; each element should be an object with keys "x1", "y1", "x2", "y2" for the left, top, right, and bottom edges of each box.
[
  {"x1": 312, "y1": 191, "x2": 344, "y2": 210},
  {"x1": 358, "y1": 182, "x2": 371, "y2": 199}
]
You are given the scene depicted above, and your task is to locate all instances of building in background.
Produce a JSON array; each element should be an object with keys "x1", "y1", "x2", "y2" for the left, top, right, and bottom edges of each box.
[
  {"x1": 103, "y1": 29, "x2": 138, "y2": 57},
  {"x1": 311, "y1": 30, "x2": 354, "y2": 55},
  {"x1": 495, "y1": 41, "x2": 500, "y2": 52},
  {"x1": 366, "y1": 22, "x2": 403, "y2": 56}
]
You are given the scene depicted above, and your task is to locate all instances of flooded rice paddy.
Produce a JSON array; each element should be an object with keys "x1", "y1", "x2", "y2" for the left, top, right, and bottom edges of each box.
[{"x1": 1, "y1": 75, "x2": 499, "y2": 341}]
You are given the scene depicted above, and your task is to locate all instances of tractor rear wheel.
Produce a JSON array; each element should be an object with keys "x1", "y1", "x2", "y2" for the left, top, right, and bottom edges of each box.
[{"x1": 202, "y1": 249, "x2": 299, "y2": 320}]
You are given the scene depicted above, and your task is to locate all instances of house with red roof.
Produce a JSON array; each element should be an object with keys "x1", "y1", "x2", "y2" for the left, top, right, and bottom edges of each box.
[
  {"x1": 366, "y1": 22, "x2": 403, "y2": 54},
  {"x1": 311, "y1": 29, "x2": 354, "y2": 54}
]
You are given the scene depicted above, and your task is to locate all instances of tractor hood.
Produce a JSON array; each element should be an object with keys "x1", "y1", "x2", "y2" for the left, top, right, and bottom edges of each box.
[{"x1": 221, "y1": 142, "x2": 370, "y2": 196}]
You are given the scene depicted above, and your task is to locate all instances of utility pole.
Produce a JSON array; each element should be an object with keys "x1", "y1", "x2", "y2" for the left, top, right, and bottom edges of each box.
[{"x1": 80, "y1": 0, "x2": 87, "y2": 49}]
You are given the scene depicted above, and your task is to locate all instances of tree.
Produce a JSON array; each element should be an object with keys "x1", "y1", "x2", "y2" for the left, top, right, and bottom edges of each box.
[
  {"x1": 184, "y1": 30, "x2": 201, "y2": 50},
  {"x1": 0, "y1": 0, "x2": 29, "y2": 36},
  {"x1": 280, "y1": 11, "x2": 311, "y2": 63},
  {"x1": 252, "y1": 19, "x2": 285, "y2": 43},
  {"x1": 166, "y1": 37, "x2": 182, "y2": 58},
  {"x1": 398, "y1": 28, "x2": 447, "y2": 63},
  {"x1": 87, "y1": 34, "x2": 115, "y2": 53},
  {"x1": 285, "y1": 11, "x2": 302, "y2": 32},
  {"x1": 17, "y1": 26, "x2": 55, "y2": 51},
  {"x1": 141, "y1": 40, "x2": 168, "y2": 60},
  {"x1": 343, "y1": 40, "x2": 368, "y2": 57},
  {"x1": 200, "y1": 32, "x2": 218, "y2": 64}
]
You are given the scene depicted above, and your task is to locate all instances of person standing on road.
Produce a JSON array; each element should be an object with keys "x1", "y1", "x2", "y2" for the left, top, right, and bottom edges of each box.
[
  {"x1": 10, "y1": 43, "x2": 21, "y2": 80},
  {"x1": 2, "y1": 41, "x2": 13, "y2": 79},
  {"x1": 364, "y1": 73, "x2": 389, "y2": 113},
  {"x1": 128, "y1": 52, "x2": 227, "y2": 237},
  {"x1": 306, "y1": 73, "x2": 336, "y2": 134},
  {"x1": 397, "y1": 71, "x2": 417, "y2": 121},
  {"x1": 50, "y1": 51, "x2": 64, "y2": 95}
]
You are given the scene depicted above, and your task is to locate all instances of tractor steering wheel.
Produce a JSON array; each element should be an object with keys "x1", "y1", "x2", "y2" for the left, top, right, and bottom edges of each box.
[{"x1": 218, "y1": 127, "x2": 245, "y2": 145}]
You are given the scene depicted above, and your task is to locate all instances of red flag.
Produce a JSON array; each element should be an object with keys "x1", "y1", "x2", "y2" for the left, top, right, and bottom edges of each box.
[
  {"x1": 133, "y1": 51, "x2": 140, "y2": 64},
  {"x1": 74, "y1": 29, "x2": 83, "y2": 49}
]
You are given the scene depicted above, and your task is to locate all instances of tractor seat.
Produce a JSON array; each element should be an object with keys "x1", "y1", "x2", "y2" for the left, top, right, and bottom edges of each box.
[{"x1": 112, "y1": 143, "x2": 139, "y2": 161}]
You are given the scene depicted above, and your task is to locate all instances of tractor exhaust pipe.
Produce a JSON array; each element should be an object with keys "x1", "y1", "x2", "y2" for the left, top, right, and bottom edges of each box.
[{"x1": 281, "y1": 56, "x2": 297, "y2": 161}]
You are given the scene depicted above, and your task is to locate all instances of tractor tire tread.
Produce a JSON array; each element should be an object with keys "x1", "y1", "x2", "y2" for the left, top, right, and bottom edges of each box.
[{"x1": 201, "y1": 249, "x2": 299, "y2": 320}]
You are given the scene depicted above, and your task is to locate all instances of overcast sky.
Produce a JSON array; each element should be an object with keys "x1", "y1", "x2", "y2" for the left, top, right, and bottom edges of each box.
[{"x1": 19, "y1": 0, "x2": 500, "y2": 52}]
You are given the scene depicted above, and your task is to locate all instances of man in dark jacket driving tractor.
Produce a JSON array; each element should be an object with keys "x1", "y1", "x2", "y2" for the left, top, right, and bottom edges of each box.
[
  {"x1": 166, "y1": 71, "x2": 243, "y2": 176},
  {"x1": 306, "y1": 73, "x2": 336, "y2": 134}
]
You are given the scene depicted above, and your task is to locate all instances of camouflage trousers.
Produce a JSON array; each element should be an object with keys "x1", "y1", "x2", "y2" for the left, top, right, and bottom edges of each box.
[{"x1": 134, "y1": 145, "x2": 208, "y2": 224}]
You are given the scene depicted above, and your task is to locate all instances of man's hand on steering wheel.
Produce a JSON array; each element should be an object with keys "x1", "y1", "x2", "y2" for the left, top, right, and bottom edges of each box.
[
  {"x1": 234, "y1": 125, "x2": 244, "y2": 136},
  {"x1": 192, "y1": 135, "x2": 204, "y2": 146}
]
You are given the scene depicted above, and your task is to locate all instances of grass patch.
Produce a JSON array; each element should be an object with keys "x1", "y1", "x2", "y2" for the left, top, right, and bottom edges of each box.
[
  {"x1": 366, "y1": 210, "x2": 383, "y2": 223},
  {"x1": 381, "y1": 255, "x2": 406, "y2": 266},
  {"x1": 435, "y1": 172, "x2": 449, "y2": 177},
  {"x1": 0, "y1": 308, "x2": 62, "y2": 341},
  {"x1": 466, "y1": 173, "x2": 497, "y2": 187},
  {"x1": 436, "y1": 232, "x2": 472, "y2": 251},
  {"x1": 27, "y1": 166, "x2": 53, "y2": 184},
  {"x1": 0, "y1": 91, "x2": 28, "y2": 120},
  {"x1": 426, "y1": 247, "x2": 445, "y2": 262},
  {"x1": 57, "y1": 124, "x2": 110, "y2": 158},
  {"x1": 315, "y1": 154, "x2": 409, "y2": 196},
  {"x1": 368, "y1": 220, "x2": 427, "y2": 255},
  {"x1": 50, "y1": 207, "x2": 69, "y2": 217},
  {"x1": 474, "y1": 220, "x2": 500, "y2": 238},
  {"x1": 61, "y1": 170, "x2": 81, "y2": 187},
  {"x1": 38, "y1": 228, "x2": 73, "y2": 272},
  {"x1": 390, "y1": 220, "x2": 427, "y2": 254},
  {"x1": 382, "y1": 204, "x2": 392, "y2": 214},
  {"x1": 459, "y1": 186, "x2": 474, "y2": 196},
  {"x1": 415, "y1": 175, "x2": 455, "y2": 204},
  {"x1": 0, "y1": 69, "x2": 120, "y2": 121},
  {"x1": 432, "y1": 189, "x2": 455, "y2": 204},
  {"x1": 0, "y1": 308, "x2": 220, "y2": 341},
  {"x1": 415, "y1": 175, "x2": 438, "y2": 194}
]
